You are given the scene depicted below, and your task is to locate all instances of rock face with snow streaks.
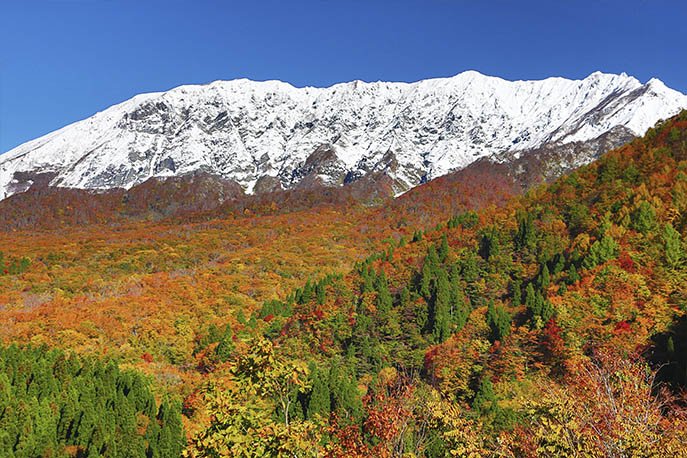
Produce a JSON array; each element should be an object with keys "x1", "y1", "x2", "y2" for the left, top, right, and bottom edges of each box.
[{"x1": 1, "y1": 71, "x2": 685, "y2": 200}]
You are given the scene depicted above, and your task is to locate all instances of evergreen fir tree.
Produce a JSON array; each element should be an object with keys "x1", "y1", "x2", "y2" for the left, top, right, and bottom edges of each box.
[
  {"x1": 582, "y1": 234, "x2": 619, "y2": 269},
  {"x1": 375, "y1": 270, "x2": 393, "y2": 317},
  {"x1": 514, "y1": 210, "x2": 536, "y2": 252},
  {"x1": 399, "y1": 287, "x2": 410, "y2": 309},
  {"x1": 420, "y1": 246, "x2": 439, "y2": 299},
  {"x1": 631, "y1": 201, "x2": 657, "y2": 234},
  {"x1": 473, "y1": 377, "x2": 497, "y2": 415},
  {"x1": 479, "y1": 228, "x2": 500, "y2": 261},
  {"x1": 486, "y1": 301, "x2": 511, "y2": 341},
  {"x1": 552, "y1": 253, "x2": 565, "y2": 275},
  {"x1": 460, "y1": 251, "x2": 480, "y2": 283},
  {"x1": 511, "y1": 280, "x2": 522, "y2": 307},
  {"x1": 361, "y1": 265, "x2": 375, "y2": 294},
  {"x1": 432, "y1": 269, "x2": 451, "y2": 343},
  {"x1": 525, "y1": 283, "x2": 536, "y2": 313},
  {"x1": 306, "y1": 368, "x2": 331, "y2": 419},
  {"x1": 301, "y1": 279, "x2": 314, "y2": 304},
  {"x1": 539, "y1": 264, "x2": 550, "y2": 290},
  {"x1": 438, "y1": 234, "x2": 450, "y2": 262},
  {"x1": 0, "y1": 345, "x2": 184, "y2": 458},
  {"x1": 316, "y1": 280, "x2": 327, "y2": 305},
  {"x1": 539, "y1": 297, "x2": 554, "y2": 325},
  {"x1": 329, "y1": 365, "x2": 363, "y2": 423},
  {"x1": 450, "y1": 267, "x2": 469, "y2": 331},
  {"x1": 567, "y1": 263, "x2": 580, "y2": 284},
  {"x1": 155, "y1": 400, "x2": 185, "y2": 457},
  {"x1": 664, "y1": 223, "x2": 684, "y2": 269},
  {"x1": 215, "y1": 324, "x2": 234, "y2": 362}
]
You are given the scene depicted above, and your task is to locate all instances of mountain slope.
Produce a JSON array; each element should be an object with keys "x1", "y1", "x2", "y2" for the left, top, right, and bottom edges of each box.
[
  {"x1": 207, "y1": 110, "x2": 687, "y2": 456},
  {"x1": 1, "y1": 71, "x2": 685, "y2": 200},
  {"x1": 2, "y1": 102, "x2": 687, "y2": 456}
]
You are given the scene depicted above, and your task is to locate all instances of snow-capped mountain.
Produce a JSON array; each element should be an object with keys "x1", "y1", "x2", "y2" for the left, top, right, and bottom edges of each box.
[{"x1": 1, "y1": 70, "x2": 686, "y2": 201}]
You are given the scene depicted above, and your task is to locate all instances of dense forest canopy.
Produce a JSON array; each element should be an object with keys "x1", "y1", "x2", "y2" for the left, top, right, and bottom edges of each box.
[
  {"x1": 1, "y1": 111, "x2": 687, "y2": 456},
  {"x1": 0, "y1": 345, "x2": 184, "y2": 457}
]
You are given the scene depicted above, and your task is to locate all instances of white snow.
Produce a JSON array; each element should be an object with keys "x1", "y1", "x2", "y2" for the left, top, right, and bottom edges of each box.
[{"x1": 1, "y1": 71, "x2": 686, "y2": 200}]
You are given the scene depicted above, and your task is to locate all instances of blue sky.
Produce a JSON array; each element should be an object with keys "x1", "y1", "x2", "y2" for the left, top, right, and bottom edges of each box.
[{"x1": 1, "y1": 0, "x2": 686, "y2": 152}]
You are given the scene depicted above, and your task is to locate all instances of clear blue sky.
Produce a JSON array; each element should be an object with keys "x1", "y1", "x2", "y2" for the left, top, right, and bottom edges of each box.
[{"x1": 1, "y1": 0, "x2": 686, "y2": 152}]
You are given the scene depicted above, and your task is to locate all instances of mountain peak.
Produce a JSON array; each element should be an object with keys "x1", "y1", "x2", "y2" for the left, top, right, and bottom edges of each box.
[
  {"x1": 1, "y1": 72, "x2": 685, "y2": 201},
  {"x1": 645, "y1": 77, "x2": 672, "y2": 92},
  {"x1": 450, "y1": 69, "x2": 488, "y2": 79}
]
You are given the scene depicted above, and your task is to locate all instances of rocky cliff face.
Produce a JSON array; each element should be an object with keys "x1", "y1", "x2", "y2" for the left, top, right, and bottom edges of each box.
[{"x1": 1, "y1": 71, "x2": 685, "y2": 201}]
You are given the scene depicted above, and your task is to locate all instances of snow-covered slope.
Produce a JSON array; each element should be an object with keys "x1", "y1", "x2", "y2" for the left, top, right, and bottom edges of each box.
[{"x1": 2, "y1": 71, "x2": 686, "y2": 200}]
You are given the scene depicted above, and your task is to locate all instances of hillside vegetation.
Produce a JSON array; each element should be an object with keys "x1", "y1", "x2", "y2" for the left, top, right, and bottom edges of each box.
[
  {"x1": 2, "y1": 112, "x2": 687, "y2": 456},
  {"x1": 185, "y1": 112, "x2": 687, "y2": 456}
]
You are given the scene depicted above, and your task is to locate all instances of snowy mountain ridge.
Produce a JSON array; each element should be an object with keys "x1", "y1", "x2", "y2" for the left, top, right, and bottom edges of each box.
[{"x1": 1, "y1": 70, "x2": 686, "y2": 200}]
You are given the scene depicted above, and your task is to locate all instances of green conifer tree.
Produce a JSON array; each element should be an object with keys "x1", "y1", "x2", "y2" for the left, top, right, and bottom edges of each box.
[
  {"x1": 539, "y1": 264, "x2": 550, "y2": 290},
  {"x1": 486, "y1": 301, "x2": 511, "y2": 341},
  {"x1": 420, "y1": 246, "x2": 439, "y2": 299},
  {"x1": 439, "y1": 234, "x2": 450, "y2": 262},
  {"x1": 515, "y1": 210, "x2": 536, "y2": 252},
  {"x1": 552, "y1": 254, "x2": 565, "y2": 275},
  {"x1": 664, "y1": 223, "x2": 684, "y2": 269},
  {"x1": 316, "y1": 281, "x2": 327, "y2": 305},
  {"x1": 567, "y1": 264, "x2": 580, "y2": 284},
  {"x1": 449, "y1": 268, "x2": 469, "y2": 331},
  {"x1": 432, "y1": 269, "x2": 452, "y2": 343},
  {"x1": 215, "y1": 325, "x2": 235, "y2": 362},
  {"x1": 511, "y1": 280, "x2": 522, "y2": 307},
  {"x1": 154, "y1": 399, "x2": 185, "y2": 457},
  {"x1": 582, "y1": 235, "x2": 619, "y2": 269},
  {"x1": 472, "y1": 377, "x2": 497, "y2": 415},
  {"x1": 307, "y1": 368, "x2": 331, "y2": 419},
  {"x1": 375, "y1": 270, "x2": 393, "y2": 317},
  {"x1": 632, "y1": 201, "x2": 657, "y2": 234},
  {"x1": 525, "y1": 283, "x2": 536, "y2": 313}
]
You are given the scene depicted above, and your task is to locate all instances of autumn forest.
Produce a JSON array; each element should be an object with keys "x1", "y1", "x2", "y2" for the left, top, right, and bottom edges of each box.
[{"x1": 2, "y1": 112, "x2": 687, "y2": 457}]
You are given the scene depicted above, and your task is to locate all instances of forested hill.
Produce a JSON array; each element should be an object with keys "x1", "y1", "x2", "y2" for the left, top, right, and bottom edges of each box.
[
  {"x1": 183, "y1": 111, "x2": 687, "y2": 456},
  {"x1": 2, "y1": 111, "x2": 687, "y2": 457}
]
